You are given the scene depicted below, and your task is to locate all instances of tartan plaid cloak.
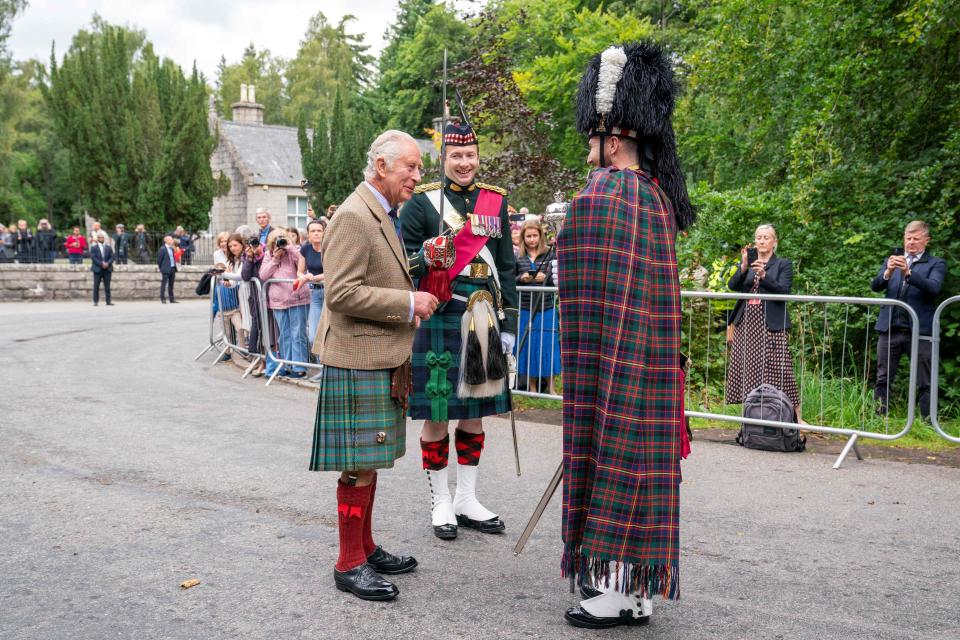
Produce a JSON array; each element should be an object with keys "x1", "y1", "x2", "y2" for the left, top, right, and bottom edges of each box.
[{"x1": 557, "y1": 167, "x2": 683, "y2": 599}]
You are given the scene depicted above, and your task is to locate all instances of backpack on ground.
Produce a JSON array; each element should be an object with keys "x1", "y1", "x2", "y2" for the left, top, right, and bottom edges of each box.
[{"x1": 736, "y1": 383, "x2": 806, "y2": 452}]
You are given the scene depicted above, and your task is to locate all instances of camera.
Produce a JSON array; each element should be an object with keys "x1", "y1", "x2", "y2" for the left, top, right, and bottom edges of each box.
[
  {"x1": 276, "y1": 237, "x2": 289, "y2": 249},
  {"x1": 246, "y1": 237, "x2": 260, "y2": 247}
]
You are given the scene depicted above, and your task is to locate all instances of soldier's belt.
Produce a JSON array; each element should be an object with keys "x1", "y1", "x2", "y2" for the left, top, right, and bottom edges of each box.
[{"x1": 456, "y1": 263, "x2": 490, "y2": 279}]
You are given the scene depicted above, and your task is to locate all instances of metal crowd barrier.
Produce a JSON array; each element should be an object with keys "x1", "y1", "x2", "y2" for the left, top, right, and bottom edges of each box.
[
  {"x1": 194, "y1": 276, "x2": 227, "y2": 362},
  {"x1": 506, "y1": 287, "x2": 924, "y2": 469},
  {"x1": 682, "y1": 290, "x2": 921, "y2": 468},
  {"x1": 260, "y1": 277, "x2": 322, "y2": 386},
  {"x1": 512, "y1": 285, "x2": 562, "y2": 399},
  {"x1": 930, "y1": 295, "x2": 960, "y2": 443},
  {"x1": 213, "y1": 273, "x2": 262, "y2": 377}
]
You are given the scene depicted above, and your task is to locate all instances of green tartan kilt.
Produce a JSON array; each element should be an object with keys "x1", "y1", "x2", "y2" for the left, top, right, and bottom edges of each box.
[
  {"x1": 309, "y1": 366, "x2": 406, "y2": 471},
  {"x1": 409, "y1": 280, "x2": 510, "y2": 422}
]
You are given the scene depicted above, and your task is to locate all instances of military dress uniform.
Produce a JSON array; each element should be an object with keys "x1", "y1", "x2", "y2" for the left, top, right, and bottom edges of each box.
[{"x1": 400, "y1": 126, "x2": 518, "y2": 539}]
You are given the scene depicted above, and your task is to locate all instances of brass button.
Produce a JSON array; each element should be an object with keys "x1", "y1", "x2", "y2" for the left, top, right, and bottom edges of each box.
[{"x1": 376, "y1": 432, "x2": 387, "y2": 444}]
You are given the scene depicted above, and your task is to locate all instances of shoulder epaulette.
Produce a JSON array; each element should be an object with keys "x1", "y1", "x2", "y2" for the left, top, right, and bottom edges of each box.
[
  {"x1": 414, "y1": 182, "x2": 441, "y2": 194},
  {"x1": 476, "y1": 182, "x2": 507, "y2": 196}
]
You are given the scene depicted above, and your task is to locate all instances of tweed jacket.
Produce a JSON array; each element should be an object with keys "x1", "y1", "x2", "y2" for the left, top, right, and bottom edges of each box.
[{"x1": 312, "y1": 182, "x2": 416, "y2": 370}]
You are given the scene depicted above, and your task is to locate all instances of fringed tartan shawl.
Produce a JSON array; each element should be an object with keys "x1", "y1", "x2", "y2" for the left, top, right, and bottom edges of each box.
[{"x1": 557, "y1": 167, "x2": 683, "y2": 599}]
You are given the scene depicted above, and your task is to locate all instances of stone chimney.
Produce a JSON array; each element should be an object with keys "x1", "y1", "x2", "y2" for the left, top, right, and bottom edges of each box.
[{"x1": 231, "y1": 83, "x2": 265, "y2": 125}]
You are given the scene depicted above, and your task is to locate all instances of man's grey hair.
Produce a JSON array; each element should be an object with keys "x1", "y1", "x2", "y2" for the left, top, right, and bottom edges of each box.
[
  {"x1": 363, "y1": 130, "x2": 418, "y2": 181},
  {"x1": 97, "y1": 232, "x2": 107, "y2": 241},
  {"x1": 905, "y1": 220, "x2": 930, "y2": 238},
  {"x1": 255, "y1": 207, "x2": 271, "y2": 217},
  {"x1": 235, "y1": 224, "x2": 254, "y2": 238}
]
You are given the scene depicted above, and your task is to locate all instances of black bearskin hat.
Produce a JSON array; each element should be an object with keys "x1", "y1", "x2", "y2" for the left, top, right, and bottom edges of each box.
[{"x1": 575, "y1": 42, "x2": 695, "y2": 230}]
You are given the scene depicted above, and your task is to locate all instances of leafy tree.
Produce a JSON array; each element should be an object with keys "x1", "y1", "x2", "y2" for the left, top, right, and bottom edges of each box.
[
  {"x1": 45, "y1": 20, "x2": 215, "y2": 231},
  {"x1": 375, "y1": 3, "x2": 471, "y2": 133},
  {"x1": 284, "y1": 13, "x2": 374, "y2": 126},
  {"x1": 299, "y1": 89, "x2": 377, "y2": 212},
  {"x1": 0, "y1": 58, "x2": 76, "y2": 226},
  {"x1": 215, "y1": 43, "x2": 288, "y2": 126}
]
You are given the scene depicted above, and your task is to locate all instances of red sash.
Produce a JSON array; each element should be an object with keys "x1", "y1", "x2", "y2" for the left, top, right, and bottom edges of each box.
[{"x1": 448, "y1": 189, "x2": 503, "y2": 282}]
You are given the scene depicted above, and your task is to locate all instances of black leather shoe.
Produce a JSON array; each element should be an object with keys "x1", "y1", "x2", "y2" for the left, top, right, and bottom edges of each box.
[
  {"x1": 333, "y1": 563, "x2": 399, "y2": 601},
  {"x1": 161, "y1": 299, "x2": 167, "y2": 304},
  {"x1": 433, "y1": 523, "x2": 457, "y2": 540},
  {"x1": 456, "y1": 513, "x2": 505, "y2": 534},
  {"x1": 170, "y1": 300, "x2": 179, "y2": 304},
  {"x1": 564, "y1": 606, "x2": 649, "y2": 629},
  {"x1": 580, "y1": 584, "x2": 602, "y2": 599},
  {"x1": 106, "y1": 302, "x2": 114, "y2": 306},
  {"x1": 366, "y1": 546, "x2": 417, "y2": 575}
]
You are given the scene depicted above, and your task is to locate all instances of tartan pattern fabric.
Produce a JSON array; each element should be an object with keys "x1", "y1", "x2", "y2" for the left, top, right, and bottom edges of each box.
[
  {"x1": 310, "y1": 366, "x2": 406, "y2": 472},
  {"x1": 409, "y1": 280, "x2": 510, "y2": 421},
  {"x1": 557, "y1": 167, "x2": 683, "y2": 599},
  {"x1": 454, "y1": 429, "x2": 484, "y2": 466},
  {"x1": 421, "y1": 435, "x2": 450, "y2": 470}
]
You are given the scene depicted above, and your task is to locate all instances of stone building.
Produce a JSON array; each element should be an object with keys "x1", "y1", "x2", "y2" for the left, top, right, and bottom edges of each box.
[
  {"x1": 208, "y1": 85, "x2": 439, "y2": 235},
  {"x1": 208, "y1": 85, "x2": 312, "y2": 234}
]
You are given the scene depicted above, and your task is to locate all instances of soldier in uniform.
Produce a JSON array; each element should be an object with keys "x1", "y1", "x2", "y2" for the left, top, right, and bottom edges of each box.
[
  {"x1": 400, "y1": 121, "x2": 518, "y2": 540},
  {"x1": 557, "y1": 42, "x2": 695, "y2": 629}
]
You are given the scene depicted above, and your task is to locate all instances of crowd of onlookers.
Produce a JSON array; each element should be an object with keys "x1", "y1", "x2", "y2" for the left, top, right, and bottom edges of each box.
[
  {"x1": 0, "y1": 218, "x2": 200, "y2": 265},
  {"x1": 211, "y1": 205, "x2": 562, "y2": 394}
]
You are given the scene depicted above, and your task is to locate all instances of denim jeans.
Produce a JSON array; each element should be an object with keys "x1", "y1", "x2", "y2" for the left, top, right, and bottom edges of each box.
[
  {"x1": 273, "y1": 305, "x2": 309, "y2": 374},
  {"x1": 68, "y1": 254, "x2": 83, "y2": 265},
  {"x1": 307, "y1": 286, "x2": 325, "y2": 346}
]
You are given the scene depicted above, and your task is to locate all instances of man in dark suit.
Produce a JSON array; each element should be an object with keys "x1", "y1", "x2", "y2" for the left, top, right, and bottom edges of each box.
[
  {"x1": 90, "y1": 232, "x2": 115, "y2": 306},
  {"x1": 871, "y1": 220, "x2": 947, "y2": 420},
  {"x1": 157, "y1": 234, "x2": 179, "y2": 303}
]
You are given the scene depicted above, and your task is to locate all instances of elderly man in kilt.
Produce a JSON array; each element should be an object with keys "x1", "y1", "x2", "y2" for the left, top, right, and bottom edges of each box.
[
  {"x1": 556, "y1": 43, "x2": 696, "y2": 629},
  {"x1": 309, "y1": 130, "x2": 439, "y2": 601},
  {"x1": 400, "y1": 121, "x2": 518, "y2": 540}
]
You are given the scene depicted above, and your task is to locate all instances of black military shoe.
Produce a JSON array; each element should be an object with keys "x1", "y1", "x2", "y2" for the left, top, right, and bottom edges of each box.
[
  {"x1": 333, "y1": 563, "x2": 399, "y2": 601},
  {"x1": 455, "y1": 513, "x2": 505, "y2": 534},
  {"x1": 433, "y1": 522, "x2": 457, "y2": 540},
  {"x1": 366, "y1": 546, "x2": 418, "y2": 575},
  {"x1": 563, "y1": 606, "x2": 650, "y2": 629},
  {"x1": 580, "y1": 584, "x2": 603, "y2": 599}
]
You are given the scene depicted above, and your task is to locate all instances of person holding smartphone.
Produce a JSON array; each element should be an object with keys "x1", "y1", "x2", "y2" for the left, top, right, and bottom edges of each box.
[
  {"x1": 725, "y1": 223, "x2": 802, "y2": 421},
  {"x1": 871, "y1": 220, "x2": 946, "y2": 420}
]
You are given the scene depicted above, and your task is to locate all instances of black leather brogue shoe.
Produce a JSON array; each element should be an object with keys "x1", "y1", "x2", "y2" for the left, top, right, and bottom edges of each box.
[
  {"x1": 366, "y1": 546, "x2": 418, "y2": 575},
  {"x1": 455, "y1": 513, "x2": 505, "y2": 534},
  {"x1": 333, "y1": 563, "x2": 399, "y2": 601},
  {"x1": 563, "y1": 606, "x2": 649, "y2": 629},
  {"x1": 433, "y1": 523, "x2": 457, "y2": 540}
]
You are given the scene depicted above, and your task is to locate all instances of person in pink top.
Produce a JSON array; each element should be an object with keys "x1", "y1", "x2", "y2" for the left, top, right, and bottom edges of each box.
[{"x1": 259, "y1": 228, "x2": 311, "y2": 378}]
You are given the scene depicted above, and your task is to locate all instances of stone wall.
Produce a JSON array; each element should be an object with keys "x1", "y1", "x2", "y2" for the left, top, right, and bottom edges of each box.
[{"x1": 0, "y1": 264, "x2": 210, "y2": 302}]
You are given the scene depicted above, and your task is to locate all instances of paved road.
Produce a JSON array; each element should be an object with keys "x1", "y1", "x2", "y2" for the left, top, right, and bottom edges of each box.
[{"x1": 1, "y1": 301, "x2": 958, "y2": 639}]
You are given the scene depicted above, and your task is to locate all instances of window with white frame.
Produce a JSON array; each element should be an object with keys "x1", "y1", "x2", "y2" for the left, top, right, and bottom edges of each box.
[{"x1": 287, "y1": 196, "x2": 309, "y2": 231}]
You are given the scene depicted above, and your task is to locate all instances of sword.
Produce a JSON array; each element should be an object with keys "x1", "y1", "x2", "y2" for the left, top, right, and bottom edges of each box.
[
  {"x1": 514, "y1": 461, "x2": 562, "y2": 555},
  {"x1": 438, "y1": 49, "x2": 448, "y2": 236}
]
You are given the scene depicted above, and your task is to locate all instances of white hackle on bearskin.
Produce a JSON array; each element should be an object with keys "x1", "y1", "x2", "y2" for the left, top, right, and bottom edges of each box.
[{"x1": 595, "y1": 46, "x2": 627, "y2": 116}]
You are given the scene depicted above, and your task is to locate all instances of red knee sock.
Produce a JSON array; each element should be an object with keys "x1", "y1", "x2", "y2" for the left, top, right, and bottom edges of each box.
[
  {"x1": 421, "y1": 435, "x2": 450, "y2": 470},
  {"x1": 361, "y1": 473, "x2": 377, "y2": 557},
  {"x1": 455, "y1": 429, "x2": 484, "y2": 466},
  {"x1": 335, "y1": 480, "x2": 371, "y2": 572}
]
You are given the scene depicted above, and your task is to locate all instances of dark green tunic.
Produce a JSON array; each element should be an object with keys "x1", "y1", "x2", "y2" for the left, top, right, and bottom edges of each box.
[{"x1": 399, "y1": 177, "x2": 518, "y2": 422}]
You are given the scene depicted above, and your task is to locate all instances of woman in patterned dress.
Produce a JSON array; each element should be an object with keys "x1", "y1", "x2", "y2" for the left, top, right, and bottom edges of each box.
[{"x1": 725, "y1": 224, "x2": 802, "y2": 421}]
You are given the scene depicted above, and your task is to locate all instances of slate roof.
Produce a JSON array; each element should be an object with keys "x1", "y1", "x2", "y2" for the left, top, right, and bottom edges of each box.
[
  {"x1": 217, "y1": 119, "x2": 439, "y2": 188},
  {"x1": 218, "y1": 120, "x2": 305, "y2": 187}
]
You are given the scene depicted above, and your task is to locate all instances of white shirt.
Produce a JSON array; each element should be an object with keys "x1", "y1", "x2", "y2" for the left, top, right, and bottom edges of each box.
[{"x1": 364, "y1": 181, "x2": 414, "y2": 323}]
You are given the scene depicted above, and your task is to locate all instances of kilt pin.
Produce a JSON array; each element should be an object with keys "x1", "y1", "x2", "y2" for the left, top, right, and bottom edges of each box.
[{"x1": 400, "y1": 170, "x2": 518, "y2": 540}]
